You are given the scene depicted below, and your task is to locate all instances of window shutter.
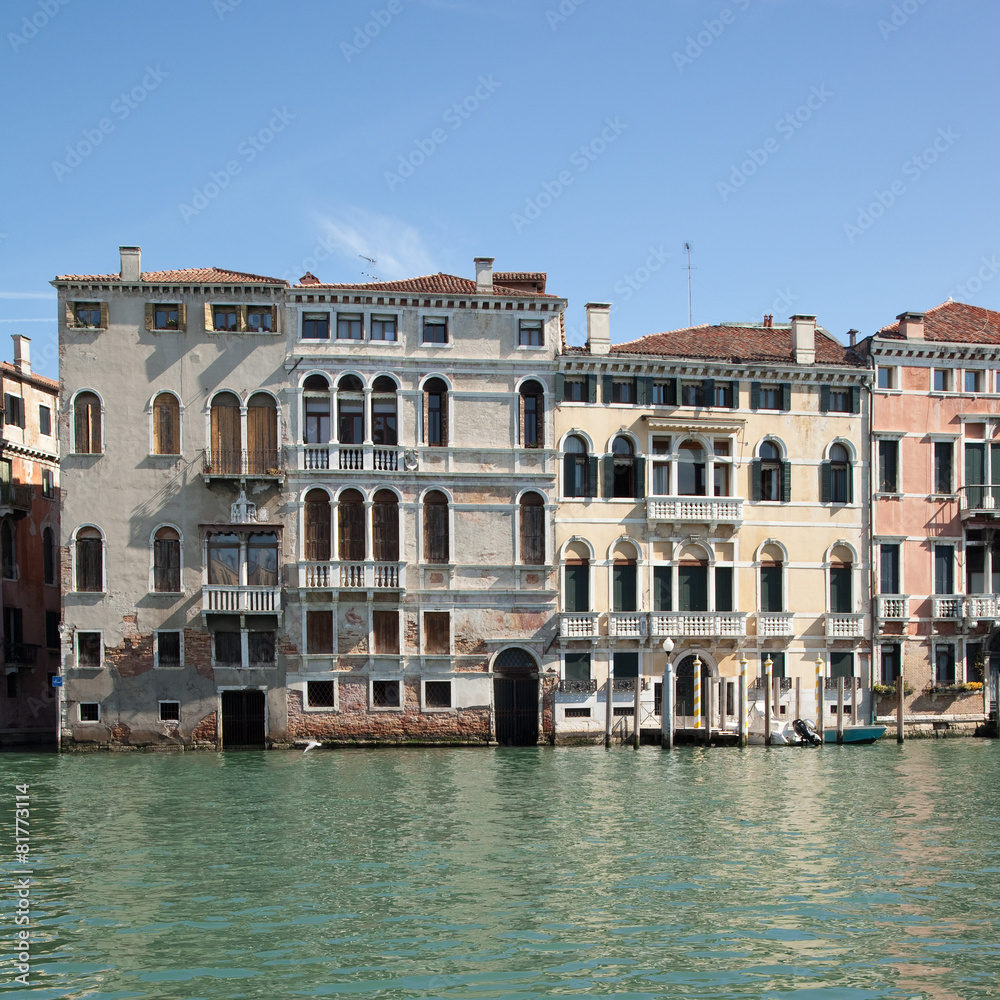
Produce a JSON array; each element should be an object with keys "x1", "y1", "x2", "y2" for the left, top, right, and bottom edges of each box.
[
  {"x1": 729, "y1": 380, "x2": 739, "y2": 409},
  {"x1": 751, "y1": 460, "x2": 762, "y2": 502},
  {"x1": 586, "y1": 455, "x2": 599, "y2": 497},
  {"x1": 847, "y1": 465, "x2": 854, "y2": 504},
  {"x1": 630, "y1": 376, "x2": 639, "y2": 403},
  {"x1": 781, "y1": 383, "x2": 791, "y2": 411},
  {"x1": 602, "y1": 374, "x2": 614, "y2": 404},
  {"x1": 99, "y1": 302, "x2": 109, "y2": 329},
  {"x1": 668, "y1": 378, "x2": 679, "y2": 405},
  {"x1": 633, "y1": 456, "x2": 646, "y2": 499},
  {"x1": 177, "y1": 303, "x2": 187, "y2": 332},
  {"x1": 145, "y1": 303, "x2": 154, "y2": 331},
  {"x1": 638, "y1": 376, "x2": 653, "y2": 405},
  {"x1": 555, "y1": 373, "x2": 565, "y2": 401},
  {"x1": 563, "y1": 454, "x2": 575, "y2": 497},
  {"x1": 586, "y1": 374, "x2": 597, "y2": 403},
  {"x1": 702, "y1": 378, "x2": 715, "y2": 407},
  {"x1": 204, "y1": 302, "x2": 213, "y2": 330},
  {"x1": 781, "y1": 461, "x2": 791, "y2": 502},
  {"x1": 820, "y1": 461, "x2": 832, "y2": 503},
  {"x1": 602, "y1": 455, "x2": 615, "y2": 498},
  {"x1": 850, "y1": 386, "x2": 861, "y2": 413},
  {"x1": 750, "y1": 381, "x2": 761, "y2": 410},
  {"x1": 820, "y1": 385, "x2": 831, "y2": 413}
]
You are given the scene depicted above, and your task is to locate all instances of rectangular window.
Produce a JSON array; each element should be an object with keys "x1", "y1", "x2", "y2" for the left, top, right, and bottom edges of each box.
[
  {"x1": 934, "y1": 544, "x2": 954, "y2": 595},
  {"x1": 760, "y1": 565, "x2": 783, "y2": 612},
  {"x1": 965, "y1": 370, "x2": 982, "y2": 393},
  {"x1": 77, "y1": 632, "x2": 101, "y2": 667},
  {"x1": 714, "y1": 382, "x2": 733, "y2": 407},
  {"x1": 934, "y1": 643, "x2": 956, "y2": 685},
  {"x1": 373, "y1": 610, "x2": 399, "y2": 654},
  {"x1": 613, "y1": 651, "x2": 638, "y2": 677},
  {"x1": 74, "y1": 302, "x2": 103, "y2": 328},
  {"x1": 246, "y1": 307, "x2": 273, "y2": 332},
  {"x1": 762, "y1": 652, "x2": 786, "y2": 680},
  {"x1": 564, "y1": 652, "x2": 591, "y2": 681},
  {"x1": 829, "y1": 389, "x2": 850, "y2": 413},
  {"x1": 611, "y1": 379, "x2": 634, "y2": 404},
  {"x1": 424, "y1": 680, "x2": 452, "y2": 709},
  {"x1": 829, "y1": 566, "x2": 852, "y2": 612},
  {"x1": 879, "y1": 543, "x2": 900, "y2": 594},
  {"x1": 248, "y1": 631, "x2": 276, "y2": 667},
  {"x1": 214, "y1": 631, "x2": 242, "y2": 667},
  {"x1": 877, "y1": 366, "x2": 895, "y2": 389},
  {"x1": 653, "y1": 566, "x2": 672, "y2": 612},
  {"x1": 563, "y1": 378, "x2": 585, "y2": 402},
  {"x1": 38, "y1": 405, "x2": 52, "y2": 436},
  {"x1": 564, "y1": 707, "x2": 591, "y2": 718},
  {"x1": 156, "y1": 631, "x2": 181, "y2": 668},
  {"x1": 42, "y1": 469, "x2": 54, "y2": 498},
  {"x1": 564, "y1": 563, "x2": 589, "y2": 612},
  {"x1": 159, "y1": 701, "x2": 180, "y2": 722},
  {"x1": 337, "y1": 313, "x2": 363, "y2": 340},
  {"x1": 878, "y1": 440, "x2": 899, "y2": 492},
  {"x1": 4, "y1": 394, "x2": 24, "y2": 428},
  {"x1": 424, "y1": 612, "x2": 450, "y2": 654},
  {"x1": 371, "y1": 315, "x2": 397, "y2": 341},
  {"x1": 967, "y1": 544, "x2": 985, "y2": 594},
  {"x1": 652, "y1": 381, "x2": 675, "y2": 405},
  {"x1": 372, "y1": 679, "x2": 401, "y2": 708},
  {"x1": 830, "y1": 652, "x2": 854, "y2": 679},
  {"x1": 967, "y1": 642, "x2": 984, "y2": 682},
  {"x1": 612, "y1": 563, "x2": 637, "y2": 613},
  {"x1": 518, "y1": 320, "x2": 543, "y2": 347},
  {"x1": 932, "y1": 368, "x2": 950, "y2": 392},
  {"x1": 212, "y1": 306, "x2": 239, "y2": 332},
  {"x1": 306, "y1": 610, "x2": 334, "y2": 654},
  {"x1": 4, "y1": 607, "x2": 22, "y2": 645},
  {"x1": 680, "y1": 381, "x2": 703, "y2": 407},
  {"x1": 154, "y1": 305, "x2": 180, "y2": 331},
  {"x1": 422, "y1": 318, "x2": 448, "y2": 344},
  {"x1": 45, "y1": 611, "x2": 60, "y2": 650},
  {"x1": 79, "y1": 702, "x2": 100, "y2": 722},
  {"x1": 759, "y1": 385, "x2": 781, "y2": 409},
  {"x1": 307, "y1": 680, "x2": 335, "y2": 708},
  {"x1": 880, "y1": 644, "x2": 901, "y2": 685},
  {"x1": 934, "y1": 441, "x2": 953, "y2": 494},
  {"x1": 678, "y1": 564, "x2": 708, "y2": 612},
  {"x1": 302, "y1": 312, "x2": 330, "y2": 340},
  {"x1": 715, "y1": 567, "x2": 733, "y2": 612}
]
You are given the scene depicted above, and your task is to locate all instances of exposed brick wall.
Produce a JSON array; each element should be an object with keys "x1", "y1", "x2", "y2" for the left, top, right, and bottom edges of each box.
[
  {"x1": 541, "y1": 675, "x2": 558, "y2": 740},
  {"x1": 191, "y1": 711, "x2": 218, "y2": 743}
]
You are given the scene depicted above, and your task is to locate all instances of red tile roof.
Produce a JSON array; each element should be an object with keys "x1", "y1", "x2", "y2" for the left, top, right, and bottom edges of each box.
[
  {"x1": 876, "y1": 300, "x2": 1000, "y2": 343},
  {"x1": 607, "y1": 323, "x2": 862, "y2": 366},
  {"x1": 54, "y1": 268, "x2": 287, "y2": 285},
  {"x1": 293, "y1": 272, "x2": 557, "y2": 298},
  {"x1": 0, "y1": 362, "x2": 59, "y2": 391}
]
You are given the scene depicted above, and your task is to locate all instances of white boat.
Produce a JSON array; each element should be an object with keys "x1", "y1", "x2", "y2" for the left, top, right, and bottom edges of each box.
[{"x1": 746, "y1": 705, "x2": 808, "y2": 745}]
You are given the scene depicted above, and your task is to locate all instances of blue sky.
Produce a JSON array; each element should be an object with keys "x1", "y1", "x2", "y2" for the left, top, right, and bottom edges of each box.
[{"x1": 1, "y1": 0, "x2": 997, "y2": 379}]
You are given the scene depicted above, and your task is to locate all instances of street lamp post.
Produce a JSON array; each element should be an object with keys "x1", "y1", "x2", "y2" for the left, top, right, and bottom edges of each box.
[{"x1": 661, "y1": 637, "x2": 674, "y2": 749}]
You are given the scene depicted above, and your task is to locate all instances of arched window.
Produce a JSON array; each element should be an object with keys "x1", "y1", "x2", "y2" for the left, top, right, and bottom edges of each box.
[
  {"x1": 610, "y1": 437, "x2": 638, "y2": 499},
  {"x1": 371, "y1": 376, "x2": 398, "y2": 447},
  {"x1": 563, "y1": 543, "x2": 591, "y2": 612},
  {"x1": 755, "y1": 441, "x2": 786, "y2": 503},
  {"x1": 153, "y1": 527, "x2": 181, "y2": 592},
  {"x1": 210, "y1": 392, "x2": 241, "y2": 474},
  {"x1": 304, "y1": 489, "x2": 331, "y2": 561},
  {"x1": 677, "y1": 440, "x2": 706, "y2": 497},
  {"x1": 152, "y1": 393, "x2": 180, "y2": 455},
  {"x1": 1, "y1": 521, "x2": 15, "y2": 579},
  {"x1": 338, "y1": 489, "x2": 365, "y2": 562},
  {"x1": 373, "y1": 489, "x2": 399, "y2": 561},
  {"x1": 612, "y1": 543, "x2": 638, "y2": 612},
  {"x1": 73, "y1": 391, "x2": 102, "y2": 454},
  {"x1": 337, "y1": 375, "x2": 364, "y2": 445},
  {"x1": 43, "y1": 527, "x2": 56, "y2": 586},
  {"x1": 563, "y1": 435, "x2": 592, "y2": 498},
  {"x1": 519, "y1": 492, "x2": 545, "y2": 565},
  {"x1": 423, "y1": 490, "x2": 449, "y2": 564},
  {"x1": 823, "y1": 443, "x2": 852, "y2": 504},
  {"x1": 424, "y1": 378, "x2": 448, "y2": 447},
  {"x1": 247, "y1": 533, "x2": 278, "y2": 586},
  {"x1": 303, "y1": 374, "x2": 331, "y2": 445},
  {"x1": 76, "y1": 527, "x2": 103, "y2": 592},
  {"x1": 246, "y1": 392, "x2": 278, "y2": 475},
  {"x1": 520, "y1": 380, "x2": 543, "y2": 448}
]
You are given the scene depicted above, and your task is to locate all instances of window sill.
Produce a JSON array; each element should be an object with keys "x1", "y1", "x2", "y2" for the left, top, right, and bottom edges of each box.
[
  {"x1": 874, "y1": 492, "x2": 903, "y2": 500},
  {"x1": 422, "y1": 705, "x2": 456, "y2": 713},
  {"x1": 68, "y1": 324, "x2": 107, "y2": 332},
  {"x1": 209, "y1": 329, "x2": 279, "y2": 336},
  {"x1": 516, "y1": 344, "x2": 547, "y2": 351},
  {"x1": 929, "y1": 494, "x2": 958, "y2": 501},
  {"x1": 70, "y1": 452, "x2": 103, "y2": 457},
  {"x1": 420, "y1": 341, "x2": 453, "y2": 349},
  {"x1": 151, "y1": 328, "x2": 185, "y2": 334}
]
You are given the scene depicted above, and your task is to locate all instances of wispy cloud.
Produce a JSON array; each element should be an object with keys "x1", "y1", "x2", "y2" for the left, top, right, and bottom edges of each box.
[
  {"x1": 0, "y1": 318, "x2": 55, "y2": 323},
  {"x1": 313, "y1": 208, "x2": 437, "y2": 281},
  {"x1": 0, "y1": 292, "x2": 56, "y2": 300}
]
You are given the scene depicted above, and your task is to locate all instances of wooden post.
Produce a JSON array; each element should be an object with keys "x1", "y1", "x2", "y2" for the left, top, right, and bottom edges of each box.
[
  {"x1": 738, "y1": 655, "x2": 748, "y2": 747},
  {"x1": 661, "y1": 664, "x2": 674, "y2": 749},
  {"x1": 693, "y1": 656, "x2": 703, "y2": 730},
  {"x1": 605, "y1": 659, "x2": 614, "y2": 749},
  {"x1": 850, "y1": 677, "x2": 858, "y2": 725},
  {"x1": 632, "y1": 676, "x2": 641, "y2": 750},
  {"x1": 772, "y1": 676, "x2": 781, "y2": 732},
  {"x1": 764, "y1": 656, "x2": 773, "y2": 746},
  {"x1": 896, "y1": 672, "x2": 904, "y2": 744},
  {"x1": 705, "y1": 676, "x2": 713, "y2": 746},
  {"x1": 719, "y1": 678, "x2": 727, "y2": 735},
  {"x1": 794, "y1": 676, "x2": 801, "y2": 721},
  {"x1": 836, "y1": 677, "x2": 845, "y2": 742},
  {"x1": 815, "y1": 654, "x2": 824, "y2": 744}
]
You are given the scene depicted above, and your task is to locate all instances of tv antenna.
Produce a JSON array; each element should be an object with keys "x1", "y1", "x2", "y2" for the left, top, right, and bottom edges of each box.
[
  {"x1": 683, "y1": 242, "x2": 695, "y2": 327},
  {"x1": 360, "y1": 254, "x2": 378, "y2": 281}
]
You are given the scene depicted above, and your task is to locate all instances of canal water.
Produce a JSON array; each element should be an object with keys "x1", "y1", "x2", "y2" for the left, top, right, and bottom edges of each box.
[{"x1": 3, "y1": 741, "x2": 999, "y2": 999}]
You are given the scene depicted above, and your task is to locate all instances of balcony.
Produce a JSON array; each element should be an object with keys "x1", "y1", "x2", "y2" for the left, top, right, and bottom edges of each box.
[
  {"x1": 202, "y1": 449, "x2": 283, "y2": 480},
  {"x1": 3, "y1": 643, "x2": 39, "y2": 666},
  {"x1": 560, "y1": 613, "x2": 600, "y2": 638},
  {"x1": 202, "y1": 585, "x2": 282, "y2": 613},
  {"x1": 959, "y1": 485, "x2": 1000, "y2": 519},
  {"x1": 963, "y1": 595, "x2": 1000, "y2": 620},
  {"x1": 646, "y1": 495, "x2": 743, "y2": 527},
  {"x1": 0, "y1": 483, "x2": 33, "y2": 517},
  {"x1": 825, "y1": 614, "x2": 864, "y2": 638},
  {"x1": 875, "y1": 595, "x2": 910, "y2": 620},
  {"x1": 932, "y1": 595, "x2": 962, "y2": 619},
  {"x1": 649, "y1": 612, "x2": 747, "y2": 638},
  {"x1": 608, "y1": 613, "x2": 647, "y2": 637},
  {"x1": 559, "y1": 678, "x2": 597, "y2": 694},
  {"x1": 298, "y1": 561, "x2": 405, "y2": 590},
  {"x1": 756, "y1": 612, "x2": 795, "y2": 637},
  {"x1": 295, "y1": 444, "x2": 402, "y2": 473}
]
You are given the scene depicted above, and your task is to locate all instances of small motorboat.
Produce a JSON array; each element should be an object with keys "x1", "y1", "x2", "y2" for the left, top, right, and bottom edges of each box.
[
  {"x1": 747, "y1": 707, "x2": 814, "y2": 745},
  {"x1": 822, "y1": 724, "x2": 887, "y2": 745}
]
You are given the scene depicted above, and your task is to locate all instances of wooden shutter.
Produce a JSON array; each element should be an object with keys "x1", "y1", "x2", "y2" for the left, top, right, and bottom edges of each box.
[
  {"x1": 423, "y1": 497, "x2": 449, "y2": 564},
  {"x1": 751, "y1": 459, "x2": 762, "y2": 502},
  {"x1": 586, "y1": 374, "x2": 597, "y2": 403},
  {"x1": 65, "y1": 301, "x2": 76, "y2": 327},
  {"x1": 176, "y1": 303, "x2": 187, "y2": 332},
  {"x1": 729, "y1": 380, "x2": 739, "y2": 408},
  {"x1": 820, "y1": 385, "x2": 831, "y2": 413},
  {"x1": 144, "y1": 303, "x2": 154, "y2": 331},
  {"x1": 77, "y1": 536, "x2": 102, "y2": 592},
  {"x1": 154, "y1": 536, "x2": 180, "y2": 592},
  {"x1": 633, "y1": 456, "x2": 646, "y2": 499},
  {"x1": 373, "y1": 610, "x2": 399, "y2": 654},
  {"x1": 781, "y1": 383, "x2": 791, "y2": 411},
  {"x1": 520, "y1": 496, "x2": 545, "y2": 565},
  {"x1": 372, "y1": 495, "x2": 399, "y2": 561},
  {"x1": 750, "y1": 382, "x2": 761, "y2": 410},
  {"x1": 153, "y1": 395, "x2": 179, "y2": 454},
  {"x1": 74, "y1": 394, "x2": 101, "y2": 454},
  {"x1": 602, "y1": 455, "x2": 615, "y2": 498},
  {"x1": 204, "y1": 302, "x2": 214, "y2": 331},
  {"x1": 304, "y1": 497, "x2": 331, "y2": 561},
  {"x1": 555, "y1": 373, "x2": 565, "y2": 400},
  {"x1": 338, "y1": 499, "x2": 366, "y2": 561},
  {"x1": 702, "y1": 378, "x2": 715, "y2": 407},
  {"x1": 211, "y1": 400, "x2": 241, "y2": 474},
  {"x1": 586, "y1": 455, "x2": 599, "y2": 498},
  {"x1": 781, "y1": 460, "x2": 792, "y2": 502},
  {"x1": 602, "y1": 374, "x2": 614, "y2": 404},
  {"x1": 247, "y1": 400, "x2": 277, "y2": 474},
  {"x1": 563, "y1": 454, "x2": 576, "y2": 497},
  {"x1": 820, "y1": 461, "x2": 832, "y2": 503},
  {"x1": 424, "y1": 612, "x2": 450, "y2": 654},
  {"x1": 637, "y1": 377, "x2": 652, "y2": 405},
  {"x1": 99, "y1": 302, "x2": 109, "y2": 329},
  {"x1": 306, "y1": 610, "x2": 334, "y2": 654},
  {"x1": 850, "y1": 386, "x2": 861, "y2": 413}
]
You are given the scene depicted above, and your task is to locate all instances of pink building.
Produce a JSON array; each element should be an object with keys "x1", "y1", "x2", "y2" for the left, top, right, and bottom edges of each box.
[{"x1": 859, "y1": 303, "x2": 999, "y2": 736}]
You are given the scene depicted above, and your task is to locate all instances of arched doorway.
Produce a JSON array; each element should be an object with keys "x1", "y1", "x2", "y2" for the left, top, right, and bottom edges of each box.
[
  {"x1": 674, "y1": 654, "x2": 714, "y2": 718},
  {"x1": 493, "y1": 647, "x2": 539, "y2": 746}
]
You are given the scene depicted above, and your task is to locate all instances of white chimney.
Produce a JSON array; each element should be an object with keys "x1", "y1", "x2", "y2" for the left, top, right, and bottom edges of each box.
[
  {"x1": 474, "y1": 257, "x2": 494, "y2": 293},
  {"x1": 897, "y1": 311, "x2": 925, "y2": 340},
  {"x1": 586, "y1": 302, "x2": 611, "y2": 356},
  {"x1": 120, "y1": 245, "x2": 141, "y2": 282},
  {"x1": 791, "y1": 314, "x2": 816, "y2": 365},
  {"x1": 11, "y1": 335, "x2": 30, "y2": 375}
]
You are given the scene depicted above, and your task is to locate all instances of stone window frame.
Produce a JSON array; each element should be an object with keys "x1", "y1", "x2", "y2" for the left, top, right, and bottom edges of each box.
[
  {"x1": 421, "y1": 678, "x2": 454, "y2": 712},
  {"x1": 369, "y1": 676, "x2": 404, "y2": 712},
  {"x1": 153, "y1": 630, "x2": 184, "y2": 669},
  {"x1": 303, "y1": 675, "x2": 339, "y2": 713}
]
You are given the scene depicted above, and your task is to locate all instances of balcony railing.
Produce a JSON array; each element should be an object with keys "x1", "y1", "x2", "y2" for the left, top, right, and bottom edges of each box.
[
  {"x1": 959, "y1": 485, "x2": 1000, "y2": 518},
  {"x1": 932, "y1": 595, "x2": 962, "y2": 619},
  {"x1": 824, "y1": 676, "x2": 862, "y2": 691},
  {"x1": 756, "y1": 612, "x2": 795, "y2": 636},
  {"x1": 608, "y1": 613, "x2": 647, "y2": 637},
  {"x1": 825, "y1": 613, "x2": 864, "y2": 638},
  {"x1": 964, "y1": 595, "x2": 1000, "y2": 619},
  {"x1": 560, "y1": 613, "x2": 600, "y2": 638},
  {"x1": 649, "y1": 612, "x2": 747, "y2": 637},
  {"x1": 3, "y1": 643, "x2": 39, "y2": 665},
  {"x1": 646, "y1": 495, "x2": 744, "y2": 525},
  {"x1": 202, "y1": 585, "x2": 282, "y2": 613},
  {"x1": 202, "y1": 449, "x2": 283, "y2": 478},
  {"x1": 559, "y1": 678, "x2": 597, "y2": 694},
  {"x1": 876, "y1": 595, "x2": 910, "y2": 620},
  {"x1": 612, "y1": 677, "x2": 650, "y2": 692},
  {"x1": 749, "y1": 677, "x2": 793, "y2": 691},
  {"x1": 298, "y1": 561, "x2": 405, "y2": 589},
  {"x1": 0, "y1": 483, "x2": 33, "y2": 513},
  {"x1": 294, "y1": 444, "x2": 401, "y2": 472}
]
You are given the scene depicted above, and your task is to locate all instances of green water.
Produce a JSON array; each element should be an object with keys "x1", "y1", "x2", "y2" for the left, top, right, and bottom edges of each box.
[{"x1": 3, "y1": 742, "x2": 999, "y2": 999}]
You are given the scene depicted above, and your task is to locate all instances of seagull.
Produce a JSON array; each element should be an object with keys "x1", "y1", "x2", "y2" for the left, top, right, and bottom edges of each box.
[{"x1": 303, "y1": 740, "x2": 321, "y2": 753}]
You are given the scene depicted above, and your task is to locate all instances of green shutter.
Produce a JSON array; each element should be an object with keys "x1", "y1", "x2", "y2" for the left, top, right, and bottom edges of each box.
[
  {"x1": 602, "y1": 455, "x2": 615, "y2": 497},
  {"x1": 847, "y1": 463, "x2": 854, "y2": 504},
  {"x1": 715, "y1": 567, "x2": 733, "y2": 612},
  {"x1": 729, "y1": 380, "x2": 739, "y2": 409},
  {"x1": 586, "y1": 455, "x2": 599, "y2": 498},
  {"x1": 586, "y1": 374, "x2": 597, "y2": 403},
  {"x1": 702, "y1": 378, "x2": 715, "y2": 407},
  {"x1": 613, "y1": 564, "x2": 637, "y2": 612},
  {"x1": 781, "y1": 460, "x2": 791, "y2": 502},
  {"x1": 602, "y1": 374, "x2": 614, "y2": 404},
  {"x1": 555, "y1": 373, "x2": 565, "y2": 401},
  {"x1": 820, "y1": 385, "x2": 831, "y2": 413},
  {"x1": 633, "y1": 456, "x2": 646, "y2": 499},
  {"x1": 653, "y1": 566, "x2": 672, "y2": 612},
  {"x1": 638, "y1": 376, "x2": 653, "y2": 405},
  {"x1": 751, "y1": 459, "x2": 762, "y2": 502},
  {"x1": 850, "y1": 385, "x2": 861, "y2": 414},
  {"x1": 630, "y1": 376, "x2": 639, "y2": 403},
  {"x1": 750, "y1": 382, "x2": 761, "y2": 410},
  {"x1": 820, "y1": 461, "x2": 832, "y2": 503},
  {"x1": 781, "y1": 383, "x2": 791, "y2": 411},
  {"x1": 563, "y1": 454, "x2": 576, "y2": 497}
]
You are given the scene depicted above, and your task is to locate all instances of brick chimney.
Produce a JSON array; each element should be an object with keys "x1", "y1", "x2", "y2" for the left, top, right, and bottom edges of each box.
[
  {"x1": 120, "y1": 245, "x2": 141, "y2": 282},
  {"x1": 897, "y1": 311, "x2": 925, "y2": 340},
  {"x1": 474, "y1": 257, "x2": 494, "y2": 293},
  {"x1": 11, "y1": 335, "x2": 30, "y2": 375},
  {"x1": 791, "y1": 314, "x2": 816, "y2": 365},
  {"x1": 586, "y1": 302, "x2": 611, "y2": 355},
  {"x1": 847, "y1": 329, "x2": 858, "y2": 348}
]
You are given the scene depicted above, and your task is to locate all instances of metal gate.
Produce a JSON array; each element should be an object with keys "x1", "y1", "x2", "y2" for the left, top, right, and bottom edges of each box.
[
  {"x1": 494, "y1": 676, "x2": 538, "y2": 746},
  {"x1": 221, "y1": 690, "x2": 266, "y2": 748}
]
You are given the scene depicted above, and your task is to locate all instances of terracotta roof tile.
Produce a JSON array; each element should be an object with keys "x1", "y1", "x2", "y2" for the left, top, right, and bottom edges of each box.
[
  {"x1": 0, "y1": 362, "x2": 59, "y2": 391},
  {"x1": 876, "y1": 300, "x2": 1000, "y2": 343},
  {"x1": 54, "y1": 267, "x2": 287, "y2": 285},
  {"x1": 293, "y1": 272, "x2": 558, "y2": 298}
]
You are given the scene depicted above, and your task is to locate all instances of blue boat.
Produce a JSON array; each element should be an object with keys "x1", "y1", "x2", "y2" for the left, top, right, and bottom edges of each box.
[{"x1": 823, "y1": 724, "x2": 887, "y2": 744}]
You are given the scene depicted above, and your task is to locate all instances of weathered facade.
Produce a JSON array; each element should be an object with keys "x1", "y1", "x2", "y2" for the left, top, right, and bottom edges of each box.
[
  {"x1": 859, "y1": 303, "x2": 1000, "y2": 736},
  {"x1": 54, "y1": 248, "x2": 565, "y2": 748},
  {"x1": 0, "y1": 336, "x2": 60, "y2": 744},
  {"x1": 552, "y1": 307, "x2": 872, "y2": 742}
]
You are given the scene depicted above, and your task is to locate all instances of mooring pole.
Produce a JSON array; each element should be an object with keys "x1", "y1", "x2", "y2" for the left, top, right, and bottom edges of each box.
[
  {"x1": 632, "y1": 674, "x2": 641, "y2": 750},
  {"x1": 764, "y1": 655, "x2": 773, "y2": 747},
  {"x1": 836, "y1": 677, "x2": 845, "y2": 743},
  {"x1": 815, "y1": 654, "x2": 825, "y2": 744},
  {"x1": 896, "y1": 672, "x2": 904, "y2": 744},
  {"x1": 693, "y1": 655, "x2": 703, "y2": 732},
  {"x1": 738, "y1": 654, "x2": 748, "y2": 747},
  {"x1": 605, "y1": 656, "x2": 614, "y2": 748}
]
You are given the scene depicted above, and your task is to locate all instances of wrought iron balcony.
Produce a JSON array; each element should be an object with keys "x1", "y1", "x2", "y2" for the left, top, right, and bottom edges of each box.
[
  {"x1": 756, "y1": 612, "x2": 795, "y2": 637},
  {"x1": 612, "y1": 677, "x2": 650, "y2": 692},
  {"x1": 0, "y1": 482, "x2": 33, "y2": 515},
  {"x1": 646, "y1": 495, "x2": 743, "y2": 526},
  {"x1": 559, "y1": 613, "x2": 600, "y2": 638},
  {"x1": 749, "y1": 677, "x2": 792, "y2": 691},
  {"x1": 608, "y1": 613, "x2": 647, "y2": 637},
  {"x1": 825, "y1": 613, "x2": 864, "y2": 638},
  {"x1": 559, "y1": 677, "x2": 597, "y2": 694},
  {"x1": 824, "y1": 676, "x2": 862, "y2": 691},
  {"x1": 931, "y1": 595, "x2": 962, "y2": 619},
  {"x1": 298, "y1": 561, "x2": 405, "y2": 590},
  {"x1": 202, "y1": 585, "x2": 282, "y2": 613},
  {"x1": 3, "y1": 642, "x2": 39, "y2": 665},
  {"x1": 295, "y1": 444, "x2": 403, "y2": 473},
  {"x1": 959, "y1": 485, "x2": 1000, "y2": 519},
  {"x1": 875, "y1": 595, "x2": 910, "y2": 620},
  {"x1": 648, "y1": 612, "x2": 747, "y2": 637},
  {"x1": 202, "y1": 449, "x2": 283, "y2": 479}
]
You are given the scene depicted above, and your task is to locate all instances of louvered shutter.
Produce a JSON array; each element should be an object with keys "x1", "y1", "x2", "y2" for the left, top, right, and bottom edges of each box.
[
  {"x1": 820, "y1": 462, "x2": 832, "y2": 503},
  {"x1": 820, "y1": 385, "x2": 831, "y2": 413},
  {"x1": 850, "y1": 386, "x2": 861, "y2": 413},
  {"x1": 586, "y1": 375, "x2": 597, "y2": 403},
  {"x1": 602, "y1": 374, "x2": 614, "y2": 404},
  {"x1": 702, "y1": 378, "x2": 715, "y2": 407},
  {"x1": 751, "y1": 460, "x2": 762, "y2": 502},
  {"x1": 633, "y1": 457, "x2": 646, "y2": 499},
  {"x1": 555, "y1": 373, "x2": 565, "y2": 401},
  {"x1": 602, "y1": 456, "x2": 615, "y2": 498},
  {"x1": 781, "y1": 461, "x2": 792, "y2": 502},
  {"x1": 750, "y1": 382, "x2": 761, "y2": 410},
  {"x1": 729, "y1": 380, "x2": 739, "y2": 409},
  {"x1": 781, "y1": 383, "x2": 791, "y2": 411},
  {"x1": 586, "y1": 456, "x2": 599, "y2": 498}
]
